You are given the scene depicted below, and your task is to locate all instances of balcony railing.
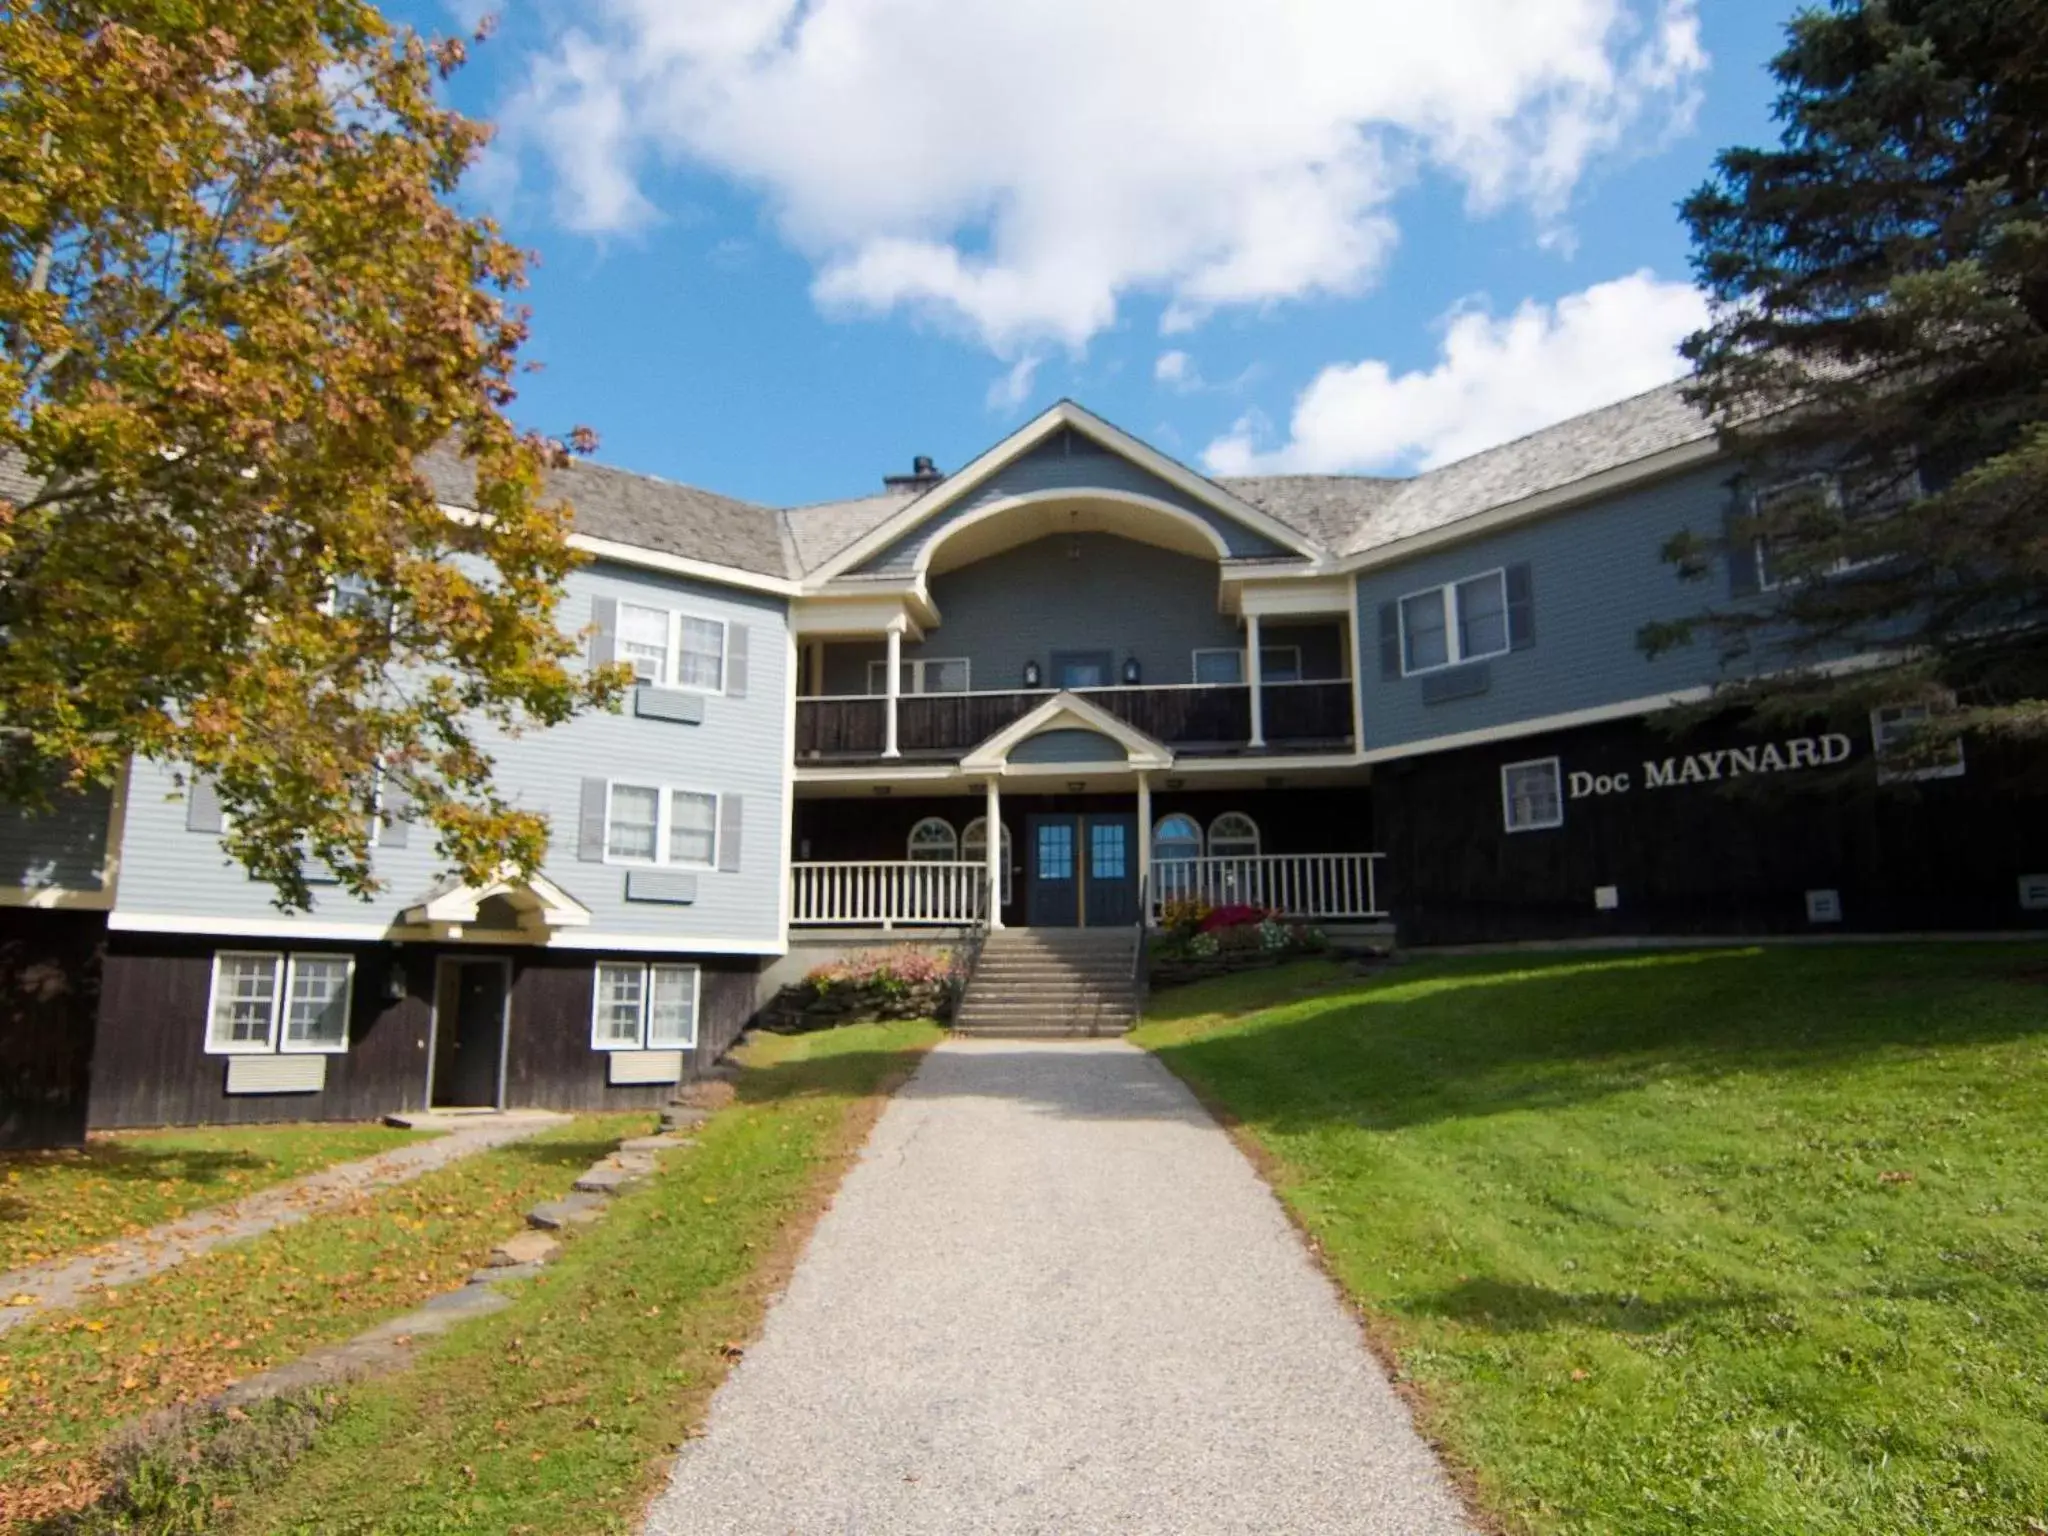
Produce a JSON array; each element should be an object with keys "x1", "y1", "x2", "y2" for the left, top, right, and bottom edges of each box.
[
  {"x1": 794, "y1": 679, "x2": 1353, "y2": 763},
  {"x1": 790, "y1": 860, "x2": 989, "y2": 928},
  {"x1": 1150, "y1": 852, "x2": 1387, "y2": 920}
]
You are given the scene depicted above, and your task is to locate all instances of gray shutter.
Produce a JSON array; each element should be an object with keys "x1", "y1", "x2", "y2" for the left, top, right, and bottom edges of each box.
[
  {"x1": 578, "y1": 777, "x2": 608, "y2": 862},
  {"x1": 1726, "y1": 484, "x2": 1762, "y2": 598},
  {"x1": 1377, "y1": 602, "x2": 1402, "y2": 680},
  {"x1": 1505, "y1": 563, "x2": 1535, "y2": 650},
  {"x1": 725, "y1": 622, "x2": 749, "y2": 698},
  {"x1": 185, "y1": 778, "x2": 224, "y2": 834},
  {"x1": 588, "y1": 596, "x2": 618, "y2": 669},
  {"x1": 379, "y1": 780, "x2": 413, "y2": 850},
  {"x1": 717, "y1": 793, "x2": 743, "y2": 873}
]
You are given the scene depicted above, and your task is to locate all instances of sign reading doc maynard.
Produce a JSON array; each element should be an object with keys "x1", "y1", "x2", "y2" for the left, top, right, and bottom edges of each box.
[{"x1": 1567, "y1": 733, "x2": 1856, "y2": 800}]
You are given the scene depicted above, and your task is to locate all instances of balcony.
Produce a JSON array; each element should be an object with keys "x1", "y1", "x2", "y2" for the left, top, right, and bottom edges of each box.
[{"x1": 794, "y1": 680, "x2": 1354, "y2": 763}]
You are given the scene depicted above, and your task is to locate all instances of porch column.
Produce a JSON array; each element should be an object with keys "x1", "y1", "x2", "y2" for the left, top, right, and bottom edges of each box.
[
  {"x1": 1136, "y1": 772, "x2": 1153, "y2": 926},
  {"x1": 808, "y1": 640, "x2": 826, "y2": 696},
  {"x1": 1246, "y1": 612, "x2": 1266, "y2": 749},
  {"x1": 883, "y1": 625, "x2": 902, "y2": 759},
  {"x1": 1345, "y1": 612, "x2": 1364, "y2": 748},
  {"x1": 984, "y1": 776, "x2": 1004, "y2": 929}
]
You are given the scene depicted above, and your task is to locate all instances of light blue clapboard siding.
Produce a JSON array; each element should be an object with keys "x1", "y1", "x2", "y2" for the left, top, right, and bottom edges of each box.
[
  {"x1": 827, "y1": 531, "x2": 1248, "y2": 694},
  {"x1": 0, "y1": 785, "x2": 112, "y2": 893},
  {"x1": 852, "y1": 427, "x2": 1292, "y2": 576},
  {"x1": 110, "y1": 561, "x2": 791, "y2": 948},
  {"x1": 1353, "y1": 461, "x2": 1762, "y2": 751}
]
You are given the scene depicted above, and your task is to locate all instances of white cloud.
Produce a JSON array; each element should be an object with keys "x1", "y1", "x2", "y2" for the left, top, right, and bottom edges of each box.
[
  {"x1": 1155, "y1": 350, "x2": 1196, "y2": 390},
  {"x1": 501, "y1": 0, "x2": 1705, "y2": 355},
  {"x1": 1203, "y1": 270, "x2": 1709, "y2": 475},
  {"x1": 985, "y1": 353, "x2": 1044, "y2": 411}
]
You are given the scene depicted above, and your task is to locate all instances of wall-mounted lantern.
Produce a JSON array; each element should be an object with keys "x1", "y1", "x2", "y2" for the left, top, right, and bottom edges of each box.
[
  {"x1": 1121, "y1": 655, "x2": 1142, "y2": 685},
  {"x1": 1022, "y1": 659, "x2": 1042, "y2": 688}
]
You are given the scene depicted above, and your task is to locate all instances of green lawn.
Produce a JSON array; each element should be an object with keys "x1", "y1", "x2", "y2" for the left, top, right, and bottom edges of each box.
[
  {"x1": 1133, "y1": 945, "x2": 2048, "y2": 1536},
  {"x1": 2, "y1": 1113, "x2": 651, "y2": 1527},
  {"x1": 198, "y1": 1020, "x2": 942, "y2": 1535},
  {"x1": 0, "y1": 1123, "x2": 430, "y2": 1273}
]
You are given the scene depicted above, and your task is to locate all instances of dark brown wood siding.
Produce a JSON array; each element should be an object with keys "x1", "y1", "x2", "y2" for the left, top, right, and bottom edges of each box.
[
  {"x1": 1373, "y1": 715, "x2": 2048, "y2": 945},
  {"x1": 0, "y1": 909, "x2": 105, "y2": 1148},
  {"x1": 90, "y1": 938, "x2": 768, "y2": 1129}
]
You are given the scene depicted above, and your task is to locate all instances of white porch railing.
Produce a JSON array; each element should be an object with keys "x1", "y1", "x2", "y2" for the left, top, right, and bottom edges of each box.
[
  {"x1": 791, "y1": 860, "x2": 989, "y2": 928},
  {"x1": 1149, "y1": 852, "x2": 1386, "y2": 921}
]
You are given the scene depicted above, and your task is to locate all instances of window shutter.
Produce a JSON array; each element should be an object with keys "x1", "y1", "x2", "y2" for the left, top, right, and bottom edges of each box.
[
  {"x1": 1726, "y1": 487, "x2": 1762, "y2": 598},
  {"x1": 1376, "y1": 602, "x2": 1401, "y2": 679},
  {"x1": 717, "y1": 794, "x2": 744, "y2": 873},
  {"x1": 185, "y1": 779, "x2": 224, "y2": 834},
  {"x1": 379, "y1": 780, "x2": 413, "y2": 850},
  {"x1": 726, "y1": 623, "x2": 749, "y2": 698},
  {"x1": 1505, "y1": 564, "x2": 1535, "y2": 650},
  {"x1": 578, "y1": 778, "x2": 608, "y2": 863},
  {"x1": 588, "y1": 596, "x2": 618, "y2": 669}
]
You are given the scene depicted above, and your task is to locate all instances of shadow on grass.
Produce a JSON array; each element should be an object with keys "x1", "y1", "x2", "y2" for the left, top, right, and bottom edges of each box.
[
  {"x1": 498, "y1": 1135, "x2": 648, "y2": 1172},
  {"x1": 1401, "y1": 1275, "x2": 1764, "y2": 1335}
]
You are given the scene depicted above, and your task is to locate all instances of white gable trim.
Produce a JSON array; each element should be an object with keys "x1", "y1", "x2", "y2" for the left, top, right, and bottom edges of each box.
[
  {"x1": 400, "y1": 867, "x2": 593, "y2": 937},
  {"x1": 959, "y1": 690, "x2": 1174, "y2": 773},
  {"x1": 905, "y1": 488, "x2": 1235, "y2": 576},
  {"x1": 806, "y1": 401, "x2": 1323, "y2": 582}
]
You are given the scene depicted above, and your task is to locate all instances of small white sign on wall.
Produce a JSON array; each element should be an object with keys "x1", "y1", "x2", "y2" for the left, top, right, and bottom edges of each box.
[
  {"x1": 1593, "y1": 885, "x2": 1620, "y2": 911},
  {"x1": 1806, "y1": 889, "x2": 1843, "y2": 924}
]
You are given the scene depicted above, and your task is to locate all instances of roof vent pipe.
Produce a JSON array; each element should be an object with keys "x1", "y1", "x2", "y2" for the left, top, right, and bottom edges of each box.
[{"x1": 883, "y1": 455, "x2": 946, "y2": 492}]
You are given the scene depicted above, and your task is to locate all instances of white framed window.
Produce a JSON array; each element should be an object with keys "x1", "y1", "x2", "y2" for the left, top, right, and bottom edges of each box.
[
  {"x1": 961, "y1": 817, "x2": 1013, "y2": 906},
  {"x1": 604, "y1": 782, "x2": 719, "y2": 869},
  {"x1": 615, "y1": 605, "x2": 728, "y2": 693},
  {"x1": 206, "y1": 951, "x2": 354, "y2": 1056},
  {"x1": 1208, "y1": 813, "x2": 1261, "y2": 859},
  {"x1": 865, "y1": 657, "x2": 971, "y2": 695},
  {"x1": 907, "y1": 817, "x2": 959, "y2": 861},
  {"x1": 1190, "y1": 646, "x2": 1305, "y2": 685},
  {"x1": 1260, "y1": 645, "x2": 1304, "y2": 683},
  {"x1": 1153, "y1": 813, "x2": 1204, "y2": 863},
  {"x1": 1871, "y1": 704, "x2": 1966, "y2": 783},
  {"x1": 1400, "y1": 570, "x2": 1509, "y2": 675},
  {"x1": 1501, "y1": 757, "x2": 1565, "y2": 833},
  {"x1": 591, "y1": 961, "x2": 700, "y2": 1050}
]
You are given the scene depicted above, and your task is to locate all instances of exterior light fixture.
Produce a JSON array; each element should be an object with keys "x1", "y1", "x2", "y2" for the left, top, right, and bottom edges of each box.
[
  {"x1": 1022, "y1": 659, "x2": 1042, "y2": 688},
  {"x1": 1121, "y1": 656, "x2": 1142, "y2": 685},
  {"x1": 383, "y1": 950, "x2": 408, "y2": 1002}
]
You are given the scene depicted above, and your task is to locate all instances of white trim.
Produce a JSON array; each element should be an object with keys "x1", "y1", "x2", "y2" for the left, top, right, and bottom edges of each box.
[
  {"x1": 904, "y1": 489, "x2": 1234, "y2": 579},
  {"x1": 106, "y1": 910, "x2": 786, "y2": 955},
  {"x1": 590, "y1": 958, "x2": 703, "y2": 1051},
  {"x1": 958, "y1": 689, "x2": 1174, "y2": 772},
  {"x1": 279, "y1": 953, "x2": 356, "y2": 1055},
  {"x1": 613, "y1": 604, "x2": 729, "y2": 695},
  {"x1": 906, "y1": 815, "x2": 960, "y2": 861},
  {"x1": 778, "y1": 626, "x2": 798, "y2": 950},
  {"x1": 566, "y1": 530, "x2": 802, "y2": 596},
  {"x1": 602, "y1": 780, "x2": 720, "y2": 870},
  {"x1": 807, "y1": 399, "x2": 1322, "y2": 581},
  {"x1": 1153, "y1": 813, "x2": 1204, "y2": 861},
  {"x1": 1229, "y1": 576, "x2": 1355, "y2": 615},
  {"x1": 1501, "y1": 757, "x2": 1565, "y2": 833},
  {"x1": 1397, "y1": 567, "x2": 1509, "y2": 676},
  {"x1": 1359, "y1": 688, "x2": 1712, "y2": 764},
  {"x1": 961, "y1": 816, "x2": 1013, "y2": 908},
  {"x1": 204, "y1": 950, "x2": 284, "y2": 1055},
  {"x1": 1207, "y1": 811, "x2": 1262, "y2": 857}
]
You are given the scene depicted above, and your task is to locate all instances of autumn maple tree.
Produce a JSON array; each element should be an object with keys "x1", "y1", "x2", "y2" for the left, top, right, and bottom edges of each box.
[{"x1": 0, "y1": 1, "x2": 620, "y2": 906}]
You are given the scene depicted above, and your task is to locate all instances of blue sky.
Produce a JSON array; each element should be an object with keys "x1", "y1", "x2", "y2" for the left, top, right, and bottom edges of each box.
[{"x1": 402, "y1": 1, "x2": 1794, "y2": 508}]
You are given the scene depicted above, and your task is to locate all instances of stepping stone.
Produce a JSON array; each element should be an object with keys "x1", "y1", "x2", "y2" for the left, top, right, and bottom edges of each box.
[
  {"x1": 527, "y1": 1192, "x2": 606, "y2": 1230},
  {"x1": 612, "y1": 1151, "x2": 658, "y2": 1174},
  {"x1": 472, "y1": 1262, "x2": 545, "y2": 1286},
  {"x1": 573, "y1": 1164, "x2": 642, "y2": 1195},
  {"x1": 662, "y1": 1101, "x2": 716, "y2": 1127},
  {"x1": 620, "y1": 1133, "x2": 691, "y2": 1154},
  {"x1": 488, "y1": 1229, "x2": 559, "y2": 1268}
]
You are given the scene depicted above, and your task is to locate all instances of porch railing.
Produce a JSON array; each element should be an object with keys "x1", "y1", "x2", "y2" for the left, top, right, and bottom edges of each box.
[
  {"x1": 1150, "y1": 852, "x2": 1387, "y2": 921},
  {"x1": 790, "y1": 860, "x2": 989, "y2": 928}
]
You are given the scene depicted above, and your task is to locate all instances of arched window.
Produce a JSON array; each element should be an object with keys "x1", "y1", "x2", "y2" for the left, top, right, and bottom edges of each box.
[
  {"x1": 961, "y1": 818, "x2": 1014, "y2": 906},
  {"x1": 906, "y1": 817, "x2": 958, "y2": 862},
  {"x1": 1208, "y1": 812, "x2": 1261, "y2": 859},
  {"x1": 1154, "y1": 814, "x2": 1204, "y2": 863}
]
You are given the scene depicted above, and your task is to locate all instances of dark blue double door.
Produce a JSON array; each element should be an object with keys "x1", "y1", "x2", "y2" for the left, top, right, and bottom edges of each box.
[{"x1": 1026, "y1": 814, "x2": 1138, "y2": 927}]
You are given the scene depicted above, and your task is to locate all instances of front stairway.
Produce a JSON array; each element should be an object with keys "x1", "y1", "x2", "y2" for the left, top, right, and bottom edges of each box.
[{"x1": 953, "y1": 928, "x2": 1141, "y2": 1038}]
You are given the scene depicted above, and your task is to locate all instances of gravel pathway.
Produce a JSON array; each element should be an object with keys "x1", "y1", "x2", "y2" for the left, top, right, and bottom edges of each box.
[
  {"x1": 643, "y1": 1038, "x2": 1475, "y2": 1535},
  {"x1": 0, "y1": 1112, "x2": 565, "y2": 1331}
]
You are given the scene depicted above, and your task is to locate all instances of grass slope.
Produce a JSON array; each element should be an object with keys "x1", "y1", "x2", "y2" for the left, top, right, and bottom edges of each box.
[
  {"x1": 2, "y1": 1114, "x2": 648, "y2": 1524},
  {"x1": 1134, "y1": 945, "x2": 2048, "y2": 1536},
  {"x1": 0, "y1": 1123, "x2": 428, "y2": 1272},
  {"x1": 215, "y1": 1020, "x2": 942, "y2": 1535}
]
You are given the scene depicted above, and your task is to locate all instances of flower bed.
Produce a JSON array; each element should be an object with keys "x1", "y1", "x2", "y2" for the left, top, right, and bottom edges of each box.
[
  {"x1": 759, "y1": 948, "x2": 961, "y2": 1033},
  {"x1": 1148, "y1": 900, "x2": 1326, "y2": 989}
]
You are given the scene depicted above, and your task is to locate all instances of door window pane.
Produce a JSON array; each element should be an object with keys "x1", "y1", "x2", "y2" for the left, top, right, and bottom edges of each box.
[
  {"x1": 210, "y1": 953, "x2": 280, "y2": 1050},
  {"x1": 593, "y1": 962, "x2": 646, "y2": 1047},
  {"x1": 648, "y1": 965, "x2": 698, "y2": 1047},
  {"x1": 1456, "y1": 573, "x2": 1509, "y2": 659},
  {"x1": 677, "y1": 617, "x2": 725, "y2": 690},
  {"x1": 668, "y1": 791, "x2": 718, "y2": 866},
  {"x1": 1194, "y1": 649, "x2": 1244, "y2": 684},
  {"x1": 1036, "y1": 823, "x2": 1074, "y2": 880},
  {"x1": 1259, "y1": 646, "x2": 1303, "y2": 683},
  {"x1": 1399, "y1": 591, "x2": 1449, "y2": 672},
  {"x1": 617, "y1": 604, "x2": 670, "y2": 684},
  {"x1": 923, "y1": 658, "x2": 970, "y2": 693},
  {"x1": 1090, "y1": 822, "x2": 1127, "y2": 880},
  {"x1": 607, "y1": 785, "x2": 660, "y2": 861},
  {"x1": 283, "y1": 956, "x2": 351, "y2": 1050}
]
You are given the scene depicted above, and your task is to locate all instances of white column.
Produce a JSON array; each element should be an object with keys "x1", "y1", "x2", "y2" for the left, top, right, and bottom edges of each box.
[
  {"x1": 883, "y1": 625, "x2": 902, "y2": 759},
  {"x1": 1345, "y1": 612, "x2": 1363, "y2": 749},
  {"x1": 984, "y1": 776, "x2": 1004, "y2": 929},
  {"x1": 808, "y1": 640, "x2": 826, "y2": 696},
  {"x1": 1246, "y1": 611, "x2": 1266, "y2": 749},
  {"x1": 1136, "y1": 772, "x2": 1153, "y2": 927}
]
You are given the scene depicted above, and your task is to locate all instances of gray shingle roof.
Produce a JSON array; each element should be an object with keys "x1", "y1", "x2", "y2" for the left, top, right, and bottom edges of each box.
[
  {"x1": 779, "y1": 489, "x2": 920, "y2": 574},
  {"x1": 1217, "y1": 475, "x2": 1405, "y2": 553},
  {"x1": 419, "y1": 449, "x2": 796, "y2": 580}
]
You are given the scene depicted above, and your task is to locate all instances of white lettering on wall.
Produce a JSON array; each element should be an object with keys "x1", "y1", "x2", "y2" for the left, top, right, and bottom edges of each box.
[{"x1": 1571, "y1": 734, "x2": 1855, "y2": 801}]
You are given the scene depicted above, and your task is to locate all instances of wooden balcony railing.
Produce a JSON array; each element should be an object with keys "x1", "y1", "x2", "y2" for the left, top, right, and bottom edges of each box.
[
  {"x1": 790, "y1": 860, "x2": 989, "y2": 927},
  {"x1": 1150, "y1": 852, "x2": 1387, "y2": 920},
  {"x1": 794, "y1": 680, "x2": 1352, "y2": 762}
]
